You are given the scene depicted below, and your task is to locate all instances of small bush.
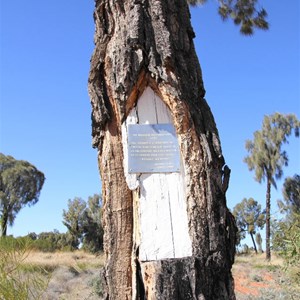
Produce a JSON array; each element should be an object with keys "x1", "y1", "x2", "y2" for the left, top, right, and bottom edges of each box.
[
  {"x1": 0, "y1": 236, "x2": 49, "y2": 300},
  {"x1": 251, "y1": 274, "x2": 263, "y2": 282},
  {"x1": 89, "y1": 276, "x2": 103, "y2": 297}
]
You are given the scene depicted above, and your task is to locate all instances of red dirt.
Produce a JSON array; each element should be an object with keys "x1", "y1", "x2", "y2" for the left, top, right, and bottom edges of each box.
[
  {"x1": 232, "y1": 256, "x2": 280, "y2": 298},
  {"x1": 234, "y1": 271, "x2": 275, "y2": 296}
]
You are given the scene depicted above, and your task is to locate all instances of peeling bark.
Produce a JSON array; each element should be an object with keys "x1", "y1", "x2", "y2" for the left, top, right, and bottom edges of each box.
[{"x1": 88, "y1": 0, "x2": 237, "y2": 299}]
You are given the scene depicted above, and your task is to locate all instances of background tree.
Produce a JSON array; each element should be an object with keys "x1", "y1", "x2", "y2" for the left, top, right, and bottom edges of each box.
[
  {"x1": 271, "y1": 217, "x2": 287, "y2": 253},
  {"x1": 255, "y1": 232, "x2": 263, "y2": 253},
  {"x1": 62, "y1": 195, "x2": 103, "y2": 252},
  {"x1": 62, "y1": 198, "x2": 86, "y2": 249},
  {"x1": 0, "y1": 153, "x2": 45, "y2": 237},
  {"x1": 82, "y1": 194, "x2": 103, "y2": 253},
  {"x1": 273, "y1": 174, "x2": 300, "y2": 279},
  {"x1": 278, "y1": 174, "x2": 300, "y2": 220},
  {"x1": 188, "y1": 0, "x2": 268, "y2": 35},
  {"x1": 244, "y1": 113, "x2": 300, "y2": 260},
  {"x1": 282, "y1": 216, "x2": 300, "y2": 283},
  {"x1": 233, "y1": 197, "x2": 265, "y2": 253}
]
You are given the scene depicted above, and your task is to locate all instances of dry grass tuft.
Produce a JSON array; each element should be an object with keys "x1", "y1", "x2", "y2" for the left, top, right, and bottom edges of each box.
[
  {"x1": 17, "y1": 250, "x2": 105, "y2": 300},
  {"x1": 23, "y1": 250, "x2": 105, "y2": 269},
  {"x1": 234, "y1": 252, "x2": 284, "y2": 266}
]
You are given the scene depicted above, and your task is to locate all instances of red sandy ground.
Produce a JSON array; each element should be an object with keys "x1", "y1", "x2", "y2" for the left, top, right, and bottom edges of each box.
[
  {"x1": 234, "y1": 270, "x2": 276, "y2": 297},
  {"x1": 231, "y1": 254, "x2": 285, "y2": 299}
]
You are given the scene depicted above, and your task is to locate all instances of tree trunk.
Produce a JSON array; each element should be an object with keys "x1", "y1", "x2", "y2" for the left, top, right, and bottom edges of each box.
[
  {"x1": 266, "y1": 179, "x2": 271, "y2": 261},
  {"x1": 250, "y1": 232, "x2": 257, "y2": 254},
  {"x1": 88, "y1": 0, "x2": 237, "y2": 299},
  {"x1": 0, "y1": 207, "x2": 8, "y2": 237}
]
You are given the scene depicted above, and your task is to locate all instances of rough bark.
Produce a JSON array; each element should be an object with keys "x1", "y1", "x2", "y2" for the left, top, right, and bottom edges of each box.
[{"x1": 88, "y1": 0, "x2": 237, "y2": 299}]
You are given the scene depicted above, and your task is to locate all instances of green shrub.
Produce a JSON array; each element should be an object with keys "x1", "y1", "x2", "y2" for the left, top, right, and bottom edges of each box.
[
  {"x1": 0, "y1": 236, "x2": 49, "y2": 300},
  {"x1": 31, "y1": 238, "x2": 57, "y2": 252},
  {"x1": 89, "y1": 275, "x2": 103, "y2": 297},
  {"x1": 26, "y1": 231, "x2": 76, "y2": 252},
  {"x1": 275, "y1": 215, "x2": 300, "y2": 285}
]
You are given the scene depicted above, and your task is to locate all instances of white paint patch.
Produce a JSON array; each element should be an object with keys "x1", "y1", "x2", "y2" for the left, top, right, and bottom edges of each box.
[{"x1": 122, "y1": 87, "x2": 192, "y2": 261}]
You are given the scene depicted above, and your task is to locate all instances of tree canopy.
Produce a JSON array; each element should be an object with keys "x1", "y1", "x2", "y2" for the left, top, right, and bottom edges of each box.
[
  {"x1": 62, "y1": 194, "x2": 103, "y2": 252},
  {"x1": 188, "y1": 0, "x2": 268, "y2": 35},
  {"x1": 244, "y1": 113, "x2": 300, "y2": 260},
  {"x1": 62, "y1": 197, "x2": 86, "y2": 249},
  {"x1": 281, "y1": 174, "x2": 300, "y2": 216},
  {"x1": 233, "y1": 197, "x2": 265, "y2": 253},
  {"x1": 244, "y1": 113, "x2": 299, "y2": 189},
  {"x1": 0, "y1": 153, "x2": 45, "y2": 236},
  {"x1": 81, "y1": 194, "x2": 103, "y2": 253},
  {"x1": 272, "y1": 175, "x2": 300, "y2": 278}
]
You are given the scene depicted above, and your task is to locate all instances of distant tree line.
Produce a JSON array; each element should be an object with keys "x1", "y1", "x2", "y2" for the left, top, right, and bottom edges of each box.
[{"x1": 21, "y1": 194, "x2": 104, "y2": 253}]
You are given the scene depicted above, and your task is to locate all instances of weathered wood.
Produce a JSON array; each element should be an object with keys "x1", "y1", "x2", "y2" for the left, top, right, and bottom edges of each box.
[
  {"x1": 88, "y1": 0, "x2": 237, "y2": 299},
  {"x1": 122, "y1": 87, "x2": 192, "y2": 261}
]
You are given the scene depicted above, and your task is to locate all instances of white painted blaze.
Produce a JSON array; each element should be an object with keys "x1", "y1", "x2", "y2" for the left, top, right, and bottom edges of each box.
[{"x1": 122, "y1": 87, "x2": 192, "y2": 261}]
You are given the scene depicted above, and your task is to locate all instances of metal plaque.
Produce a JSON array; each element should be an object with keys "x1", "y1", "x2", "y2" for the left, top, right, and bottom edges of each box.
[{"x1": 128, "y1": 124, "x2": 180, "y2": 173}]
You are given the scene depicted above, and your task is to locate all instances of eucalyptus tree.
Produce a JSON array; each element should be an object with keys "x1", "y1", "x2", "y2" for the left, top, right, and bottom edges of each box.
[
  {"x1": 82, "y1": 194, "x2": 103, "y2": 253},
  {"x1": 0, "y1": 153, "x2": 45, "y2": 237},
  {"x1": 233, "y1": 197, "x2": 265, "y2": 253},
  {"x1": 88, "y1": 0, "x2": 268, "y2": 298},
  {"x1": 62, "y1": 197, "x2": 86, "y2": 249},
  {"x1": 279, "y1": 175, "x2": 300, "y2": 270},
  {"x1": 273, "y1": 175, "x2": 300, "y2": 259},
  {"x1": 188, "y1": 0, "x2": 268, "y2": 35},
  {"x1": 244, "y1": 113, "x2": 300, "y2": 260},
  {"x1": 280, "y1": 174, "x2": 300, "y2": 218},
  {"x1": 62, "y1": 195, "x2": 103, "y2": 252}
]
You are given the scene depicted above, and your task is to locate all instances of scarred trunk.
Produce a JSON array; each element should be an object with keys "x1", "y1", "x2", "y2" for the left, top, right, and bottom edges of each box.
[{"x1": 88, "y1": 0, "x2": 237, "y2": 299}]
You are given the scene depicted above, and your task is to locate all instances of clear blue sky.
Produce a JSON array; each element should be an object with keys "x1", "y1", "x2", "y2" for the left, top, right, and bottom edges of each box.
[{"x1": 0, "y1": 1, "x2": 299, "y2": 241}]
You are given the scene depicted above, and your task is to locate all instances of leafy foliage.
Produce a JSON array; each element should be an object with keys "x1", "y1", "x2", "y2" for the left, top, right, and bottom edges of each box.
[
  {"x1": 0, "y1": 236, "x2": 49, "y2": 300},
  {"x1": 272, "y1": 214, "x2": 300, "y2": 284},
  {"x1": 81, "y1": 194, "x2": 104, "y2": 253},
  {"x1": 62, "y1": 194, "x2": 103, "y2": 253},
  {"x1": 244, "y1": 114, "x2": 299, "y2": 187},
  {"x1": 273, "y1": 175, "x2": 300, "y2": 283},
  {"x1": 187, "y1": 0, "x2": 269, "y2": 35},
  {"x1": 26, "y1": 230, "x2": 74, "y2": 252},
  {"x1": 244, "y1": 113, "x2": 300, "y2": 260},
  {"x1": 233, "y1": 197, "x2": 265, "y2": 252},
  {"x1": 0, "y1": 154, "x2": 45, "y2": 236},
  {"x1": 278, "y1": 174, "x2": 300, "y2": 219},
  {"x1": 63, "y1": 198, "x2": 86, "y2": 249}
]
